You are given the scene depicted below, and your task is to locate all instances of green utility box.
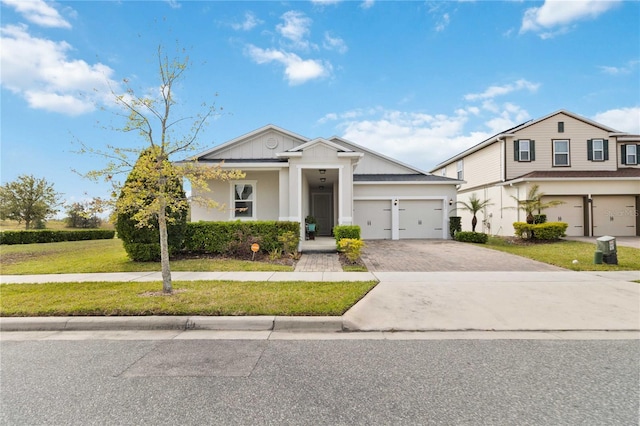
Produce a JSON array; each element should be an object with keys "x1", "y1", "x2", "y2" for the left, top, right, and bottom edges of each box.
[{"x1": 596, "y1": 236, "x2": 618, "y2": 265}]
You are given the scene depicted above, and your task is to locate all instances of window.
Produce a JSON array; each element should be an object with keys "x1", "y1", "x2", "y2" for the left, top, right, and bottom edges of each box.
[
  {"x1": 558, "y1": 122, "x2": 564, "y2": 133},
  {"x1": 592, "y1": 139, "x2": 603, "y2": 161},
  {"x1": 457, "y1": 160, "x2": 463, "y2": 180},
  {"x1": 441, "y1": 168, "x2": 446, "y2": 177},
  {"x1": 623, "y1": 144, "x2": 638, "y2": 165},
  {"x1": 553, "y1": 140, "x2": 570, "y2": 166},
  {"x1": 519, "y1": 140, "x2": 530, "y2": 161},
  {"x1": 587, "y1": 139, "x2": 608, "y2": 162},
  {"x1": 514, "y1": 139, "x2": 535, "y2": 162},
  {"x1": 232, "y1": 182, "x2": 256, "y2": 219}
]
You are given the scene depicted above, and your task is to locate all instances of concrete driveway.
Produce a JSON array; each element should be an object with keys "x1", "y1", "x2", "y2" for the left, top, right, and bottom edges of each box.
[{"x1": 361, "y1": 239, "x2": 562, "y2": 272}]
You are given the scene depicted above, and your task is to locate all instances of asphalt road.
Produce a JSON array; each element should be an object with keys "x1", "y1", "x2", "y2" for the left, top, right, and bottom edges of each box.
[{"x1": 2, "y1": 337, "x2": 638, "y2": 425}]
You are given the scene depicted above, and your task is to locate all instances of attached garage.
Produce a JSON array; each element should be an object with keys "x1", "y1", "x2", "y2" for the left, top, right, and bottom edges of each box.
[
  {"x1": 353, "y1": 198, "x2": 446, "y2": 240},
  {"x1": 353, "y1": 200, "x2": 392, "y2": 240},
  {"x1": 399, "y1": 200, "x2": 444, "y2": 239},
  {"x1": 542, "y1": 196, "x2": 586, "y2": 237},
  {"x1": 592, "y1": 195, "x2": 637, "y2": 236}
]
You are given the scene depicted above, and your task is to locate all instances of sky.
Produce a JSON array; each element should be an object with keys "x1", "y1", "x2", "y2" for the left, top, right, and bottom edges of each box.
[{"x1": 1, "y1": 0, "x2": 639, "y2": 207}]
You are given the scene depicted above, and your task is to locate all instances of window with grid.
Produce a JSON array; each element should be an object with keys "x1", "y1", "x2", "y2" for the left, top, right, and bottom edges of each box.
[
  {"x1": 553, "y1": 140, "x2": 570, "y2": 166},
  {"x1": 626, "y1": 145, "x2": 638, "y2": 165},
  {"x1": 457, "y1": 160, "x2": 463, "y2": 180}
]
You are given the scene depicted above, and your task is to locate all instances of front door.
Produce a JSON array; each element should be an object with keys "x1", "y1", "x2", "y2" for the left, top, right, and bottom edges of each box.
[{"x1": 312, "y1": 193, "x2": 333, "y2": 236}]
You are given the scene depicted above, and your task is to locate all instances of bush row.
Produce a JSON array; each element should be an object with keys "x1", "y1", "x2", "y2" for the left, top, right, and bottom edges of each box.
[
  {"x1": 333, "y1": 225, "x2": 361, "y2": 243},
  {"x1": 0, "y1": 229, "x2": 116, "y2": 245},
  {"x1": 183, "y1": 221, "x2": 300, "y2": 257},
  {"x1": 513, "y1": 222, "x2": 568, "y2": 240},
  {"x1": 454, "y1": 231, "x2": 489, "y2": 244}
]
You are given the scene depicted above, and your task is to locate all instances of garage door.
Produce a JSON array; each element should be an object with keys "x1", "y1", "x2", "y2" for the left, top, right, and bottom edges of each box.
[
  {"x1": 592, "y1": 196, "x2": 636, "y2": 236},
  {"x1": 353, "y1": 200, "x2": 391, "y2": 240},
  {"x1": 542, "y1": 196, "x2": 585, "y2": 237},
  {"x1": 399, "y1": 200, "x2": 443, "y2": 239}
]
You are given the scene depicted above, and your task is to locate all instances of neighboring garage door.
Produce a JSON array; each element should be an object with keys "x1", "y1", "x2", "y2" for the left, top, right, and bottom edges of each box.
[
  {"x1": 399, "y1": 200, "x2": 443, "y2": 239},
  {"x1": 354, "y1": 200, "x2": 391, "y2": 239},
  {"x1": 542, "y1": 196, "x2": 585, "y2": 237},
  {"x1": 592, "y1": 195, "x2": 636, "y2": 236}
]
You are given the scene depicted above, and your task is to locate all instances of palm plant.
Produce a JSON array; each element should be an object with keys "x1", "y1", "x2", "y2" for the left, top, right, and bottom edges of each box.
[
  {"x1": 456, "y1": 194, "x2": 493, "y2": 232},
  {"x1": 511, "y1": 184, "x2": 565, "y2": 224}
]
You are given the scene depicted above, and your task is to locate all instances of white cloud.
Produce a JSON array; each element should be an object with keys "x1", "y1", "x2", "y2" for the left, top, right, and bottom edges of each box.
[
  {"x1": 435, "y1": 13, "x2": 450, "y2": 32},
  {"x1": 320, "y1": 103, "x2": 533, "y2": 170},
  {"x1": 1, "y1": 0, "x2": 71, "y2": 28},
  {"x1": 323, "y1": 32, "x2": 348, "y2": 54},
  {"x1": 360, "y1": 0, "x2": 375, "y2": 9},
  {"x1": 277, "y1": 11, "x2": 313, "y2": 50},
  {"x1": 593, "y1": 107, "x2": 640, "y2": 134},
  {"x1": 464, "y1": 79, "x2": 540, "y2": 101},
  {"x1": 311, "y1": 0, "x2": 342, "y2": 5},
  {"x1": 245, "y1": 45, "x2": 331, "y2": 85},
  {"x1": 520, "y1": 0, "x2": 622, "y2": 38},
  {"x1": 0, "y1": 24, "x2": 120, "y2": 115},
  {"x1": 165, "y1": 0, "x2": 181, "y2": 9},
  {"x1": 231, "y1": 12, "x2": 262, "y2": 31},
  {"x1": 599, "y1": 60, "x2": 639, "y2": 76}
]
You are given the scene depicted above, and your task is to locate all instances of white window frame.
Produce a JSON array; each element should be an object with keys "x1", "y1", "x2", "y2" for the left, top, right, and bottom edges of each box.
[
  {"x1": 553, "y1": 140, "x2": 570, "y2": 166},
  {"x1": 441, "y1": 168, "x2": 446, "y2": 177},
  {"x1": 627, "y1": 145, "x2": 638, "y2": 165},
  {"x1": 230, "y1": 180, "x2": 257, "y2": 220},
  {"x1": 456, "y1": 160, "x2": 463, "y2": 180},
  {"x1": 592, "y1": 139, "x2": 604, "y2": 161},
  {"x1": 518, "y1": 139, "x2": 531, "y2": 162}
]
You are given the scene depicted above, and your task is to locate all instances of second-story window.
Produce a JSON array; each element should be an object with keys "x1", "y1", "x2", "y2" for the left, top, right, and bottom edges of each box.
[
  {"x1": 623, "y1": 144, "x2": 638, "y2": 165},
  {"x1": 591, "y1": 139, "x2": 604, "y2": 161},
  {"x1": 457, "y1": 160, "x2": 463, "y2": 180},
  {"x1": 514, "y1": 140, "x2": 535, "y2": 162},
  {"x1": 558, "y1": 122, "x2": 564, "y2": 133},
  {"x1": 553, "y1": 140, "x2": 570, "y2": 166}
]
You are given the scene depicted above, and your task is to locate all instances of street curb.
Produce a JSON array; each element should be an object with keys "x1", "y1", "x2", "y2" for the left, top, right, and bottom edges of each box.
[{"x1": 0, "y1": 316, "x2": 345, "y2": 332}]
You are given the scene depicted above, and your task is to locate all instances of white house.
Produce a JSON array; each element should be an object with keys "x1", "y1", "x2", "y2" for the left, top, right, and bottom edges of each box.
[
  {"x1": 431, "y1": 110, "x2": 640, "y2": 237},
  {"x1": 187, "y1": 125, "x2": 462, "y2": 240}
]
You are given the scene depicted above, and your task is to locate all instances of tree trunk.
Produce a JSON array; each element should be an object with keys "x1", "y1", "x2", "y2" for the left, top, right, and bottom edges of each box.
[
  {"x1": 471, "y1": 215, "x2": 477, "y2": 232},
  {"x1": 158, "y1": 195, "x2": 172, "y2": 294}
]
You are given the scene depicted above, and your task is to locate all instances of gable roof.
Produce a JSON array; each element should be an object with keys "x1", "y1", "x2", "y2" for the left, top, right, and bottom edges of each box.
[
  {"x1": 190, "y1": 124, "x2": 309, "y2": 161},
  {"x1": 430, "y1": 109, "x2": 624, "y2": 171}
]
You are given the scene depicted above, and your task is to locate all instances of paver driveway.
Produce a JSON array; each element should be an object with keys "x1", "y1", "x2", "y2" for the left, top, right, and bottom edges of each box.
[{"x1": 361, "y1": 239, "x2": 563, "y2": 272}]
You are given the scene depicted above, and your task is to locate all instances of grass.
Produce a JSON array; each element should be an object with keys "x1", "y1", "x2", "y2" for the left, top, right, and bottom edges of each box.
[
  {"x1": 0, "y1": 238, "x2": 294, "y2": 274},
  {"x1": 485, "y1": 237, "x2": 640, "y2": 271},
  {"x1": 0, "y1": 219, "x2": 114, "y2": 231},
  {"x1": 0, "y1": 280, "x2": 378, "y2": 316}
]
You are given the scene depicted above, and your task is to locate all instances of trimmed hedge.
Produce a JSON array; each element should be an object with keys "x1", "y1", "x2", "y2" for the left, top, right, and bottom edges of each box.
[
  {"x1": 333, "y1": 225, "x2": 361, "y2": 243},
  {"x1": 454, "y1": 231, "x2": 489, "y2": 244},
  {"x1": 513, "y1": 221, "x2": 568, "y2": 240},
  {"x1": 0, "y1": 229, "x2": 115, "y2": 245},
  {"x1": 183, "y1": 221, "x2": 300, "y2": 256}
]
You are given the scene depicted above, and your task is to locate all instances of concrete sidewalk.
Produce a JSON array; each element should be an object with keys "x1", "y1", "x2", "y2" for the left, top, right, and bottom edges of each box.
[{"x1": 1, "y1": 270, "x2": 639, "y2": 334}]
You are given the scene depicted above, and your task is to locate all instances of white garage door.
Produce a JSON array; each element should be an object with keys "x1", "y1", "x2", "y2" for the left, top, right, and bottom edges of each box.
[
  {"x1": 542, "y1": 196, "x2": 585, "y2": 237},
  {"x1": 592, "y1": 196, "x2": 636, "y2": 236},
  {"x1": 399, "y1": 200, "x2": 443, "y2": 239},
  {"x1": 353, "y1": 200, "x2": 391, "y2": 240}
]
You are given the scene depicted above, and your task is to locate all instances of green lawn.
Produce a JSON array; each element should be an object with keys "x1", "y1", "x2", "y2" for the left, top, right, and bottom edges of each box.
[
  {"x1": 0, "y1": 238, "x2": 293, "y2": 275},
  {"x1": 0, "y1": 280, "x2": 378, "y2": 316},
  {"x1": 485, "y1": 237, "x2": 640, "y2": 271}
]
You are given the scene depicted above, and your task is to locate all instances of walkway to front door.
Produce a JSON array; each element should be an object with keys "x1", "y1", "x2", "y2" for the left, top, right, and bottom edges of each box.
[{"x1": 294, "y1": 253, "x2": 342, "y2": 272}]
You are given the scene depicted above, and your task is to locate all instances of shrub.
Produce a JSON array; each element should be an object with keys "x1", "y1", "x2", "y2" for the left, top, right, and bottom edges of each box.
[
  {"x1": 533, "y1": 214, "x2": 547, "y2": 224},
  {"x1": 338, "y1": 238, "x2": 365, "y2": 263},
  {"x1": 449, "y1": 216, "x2": 461, "y2": 238},
  {"x1": 278, "y1": 231, "x2": 299, "y2": 258},
  {"x1": 183, "y1": 221, "x2": 299, "y2": 256},
  {"x1": 115, "y1": 149, "x2": 188, "y2": 262},
  {"x1": 334, "y1": 225, "x2": 361, "y2": 243},
  {"x1": 454, "y1": 231, "x2": 488, "y2": 244},
  {"x1": 0, "y1": 229, "x2": 115, "y2": 245},
  {"x1": 513, "y1": 221, "x2": 567, "y2": 240}
]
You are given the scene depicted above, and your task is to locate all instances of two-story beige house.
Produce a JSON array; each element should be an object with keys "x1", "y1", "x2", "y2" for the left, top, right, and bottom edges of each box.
[{"x1": 431, "y1": 110, "x2": 640, "y2": 237}]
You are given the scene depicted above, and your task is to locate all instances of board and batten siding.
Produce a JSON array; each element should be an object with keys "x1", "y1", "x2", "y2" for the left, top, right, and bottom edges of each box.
[
  {"x1": 208, "y1": 130, "x2": 303, "y2": 160},
  {"x1": 506, "y1": 113, "x2": 616, "y2": 180}
]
